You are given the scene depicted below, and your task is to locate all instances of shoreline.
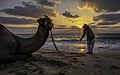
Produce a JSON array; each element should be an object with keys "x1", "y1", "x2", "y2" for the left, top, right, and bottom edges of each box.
[{"x1": 38, "y1": 48, "x2": 120, "y2": 55}]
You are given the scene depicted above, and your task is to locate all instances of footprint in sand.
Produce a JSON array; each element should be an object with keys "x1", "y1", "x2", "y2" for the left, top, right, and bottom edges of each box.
[
  {"x1": 94, "y1": 64, "x2": 103, "y2": 69},
  {"x1": 109, "y1": 65, "x2": 120, "y2": 69},
  {"x1": 70, "y1": 58, "x2": 79, "y2": 62},
  {"x1": 55, "y1": 66, "x2": 70, "y2": 75}
]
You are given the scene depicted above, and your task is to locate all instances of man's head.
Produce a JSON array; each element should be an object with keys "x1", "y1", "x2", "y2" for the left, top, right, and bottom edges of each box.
[{"x1": 83, "y1": 24, "x2": 89, "y2": 28}]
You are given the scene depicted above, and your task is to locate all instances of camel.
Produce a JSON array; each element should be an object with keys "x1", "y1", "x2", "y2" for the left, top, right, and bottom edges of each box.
[{"x1": 0, "y1": 18, "x2": 53, "y2": 63}]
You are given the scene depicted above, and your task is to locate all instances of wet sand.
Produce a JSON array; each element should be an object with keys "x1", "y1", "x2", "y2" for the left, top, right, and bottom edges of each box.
[{"x1": 0, "y1": 49, "x2": 120, "y2": 75}]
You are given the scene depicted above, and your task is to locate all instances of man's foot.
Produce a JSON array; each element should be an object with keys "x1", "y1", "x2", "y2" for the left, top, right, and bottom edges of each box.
[{"x1": 86, "y1": 52, "x2": 93, "y2": 54}]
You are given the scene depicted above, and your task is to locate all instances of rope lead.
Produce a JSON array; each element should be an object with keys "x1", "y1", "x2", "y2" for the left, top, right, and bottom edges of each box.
[
  {"x1": 50, "y1": 30, "x2": 79, "y2": 62},
  {"x1": 50, "y1": 30, "x2": 67, "y2": 57}
]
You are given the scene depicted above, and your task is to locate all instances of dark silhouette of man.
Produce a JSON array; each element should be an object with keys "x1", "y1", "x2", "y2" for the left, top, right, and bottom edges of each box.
[{"x1": 80, "y1": 24, "x2": 95, "y2": 54}]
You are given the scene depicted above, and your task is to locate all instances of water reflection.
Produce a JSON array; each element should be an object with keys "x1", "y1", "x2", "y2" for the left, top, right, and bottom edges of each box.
[
  {"x1": 74, "y1": 43, "x2": 87, "y2": 53},
  {"x1": 80, "y1": 49, "x2": 85, "y2": 53}
]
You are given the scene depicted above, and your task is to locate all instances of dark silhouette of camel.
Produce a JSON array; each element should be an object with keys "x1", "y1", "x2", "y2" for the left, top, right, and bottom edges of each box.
[{"x1": 0, "y1": 17, "x2": 53, "y2": 63}]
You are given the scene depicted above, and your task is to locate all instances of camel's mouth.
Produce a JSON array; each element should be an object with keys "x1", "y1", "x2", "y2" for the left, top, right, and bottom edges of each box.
[{"x1": 45, "y1": 23, "x2": 53, "y2": 30}]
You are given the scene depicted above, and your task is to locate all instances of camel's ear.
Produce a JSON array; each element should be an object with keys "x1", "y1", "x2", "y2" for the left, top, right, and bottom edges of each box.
[
  {"x1": 37, "y1": 19, "x2": 39, "y2": 23},
  {"x1": 37, "y1": 18, "x2": 42, "y2": 23},
  {"x1": 37, "y1": 18, "x2": 40, "y2": 23}
]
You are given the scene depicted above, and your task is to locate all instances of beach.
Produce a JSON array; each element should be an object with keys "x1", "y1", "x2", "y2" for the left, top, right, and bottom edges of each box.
[{"x1": 0, "y1": 48, "x2": 120, "y2": 75}]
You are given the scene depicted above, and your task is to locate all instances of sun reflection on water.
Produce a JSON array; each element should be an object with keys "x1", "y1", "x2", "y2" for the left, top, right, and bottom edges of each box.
[
  {"x1": 79, "y1": 49, "x2": 85, "y2": 53},
  {"x1": 74, "y1": 43, "x2": 87, "y2": 53}
]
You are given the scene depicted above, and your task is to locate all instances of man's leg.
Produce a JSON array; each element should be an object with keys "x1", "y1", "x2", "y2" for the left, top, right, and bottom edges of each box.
[
  {"x1": 87, "y1": 40, "x2": 91, "y2": 53},
  {"x1": 89, "y1": 39, "x2": 95, "y2": 53}
]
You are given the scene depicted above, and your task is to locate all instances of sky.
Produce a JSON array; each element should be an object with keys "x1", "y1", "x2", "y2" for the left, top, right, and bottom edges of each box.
[{"x1": 0, "y1": 0, "x2": 120, "y2": 32}]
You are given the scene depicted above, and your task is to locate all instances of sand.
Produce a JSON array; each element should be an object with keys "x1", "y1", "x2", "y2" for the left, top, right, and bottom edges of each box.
[{"x1": 0, "y1": 49, "x2": 120, "y2": 75}]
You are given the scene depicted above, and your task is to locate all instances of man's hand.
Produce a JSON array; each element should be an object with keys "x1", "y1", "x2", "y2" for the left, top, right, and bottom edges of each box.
[{"x1": 80, "y1": 38, "x2": 82, "y2": 41}]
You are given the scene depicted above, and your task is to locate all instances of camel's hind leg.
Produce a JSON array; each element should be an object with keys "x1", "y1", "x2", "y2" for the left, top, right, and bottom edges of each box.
[{"x1": 0, "y1": 48, "x2": 32, "y2": 63}]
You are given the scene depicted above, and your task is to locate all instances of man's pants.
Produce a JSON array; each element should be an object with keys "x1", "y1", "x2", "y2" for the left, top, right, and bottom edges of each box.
[{"x1": 87, "y1": 39, "x2": 95, "y2": 52}]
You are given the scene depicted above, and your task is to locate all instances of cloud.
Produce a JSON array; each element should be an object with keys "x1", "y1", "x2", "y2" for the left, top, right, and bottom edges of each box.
[
  {"x1": 93, "y1": 13, "x2": 120, "y2": 22},
  {"x1": 62, "y1": 11, "x2": 79, "y2": 18},
  {"x1": 80, "y1": 0, "x2": 120, "y2": 12},
  {"x1": 36, "y1": 0, "x2": 56, "y2": 7},
  {"x1": 97, "y1": 21, "x2": 117, "y2": 25},
  {"x1": 1, "y1": 1, "x2": 57, "y2": 18},
  {"x1": 0, "y1": 17, "x2": 36, "y2": 24}
]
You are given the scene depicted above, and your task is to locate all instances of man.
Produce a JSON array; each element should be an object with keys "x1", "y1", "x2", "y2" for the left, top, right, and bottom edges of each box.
[{"x1": 80, "y1": 24, "x2": 95, "y2": 54}]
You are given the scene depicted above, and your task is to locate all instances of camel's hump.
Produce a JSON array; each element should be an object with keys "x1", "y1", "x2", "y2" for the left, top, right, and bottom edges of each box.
[{"x1": 0, "y1": 24, "x2": 4, "y2": 30}]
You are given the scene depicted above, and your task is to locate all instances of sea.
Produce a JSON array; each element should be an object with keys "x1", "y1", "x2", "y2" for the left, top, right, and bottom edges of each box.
[{"x1": 17, "y1": 29, "x2": 120, "y2": 54}]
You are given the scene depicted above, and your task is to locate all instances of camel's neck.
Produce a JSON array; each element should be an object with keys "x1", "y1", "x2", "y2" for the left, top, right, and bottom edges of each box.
[
  {"x1": 17, "y1": 25, "x2": 49, "y2": 54},
  {"x1": 33, "y1": 25, "x2": 49, "y2": 51}
]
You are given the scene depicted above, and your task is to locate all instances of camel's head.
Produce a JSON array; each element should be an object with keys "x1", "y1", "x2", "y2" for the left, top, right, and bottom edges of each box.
[
  {"x1": 37, "y1": 17, "x2": 53, "y2": 30},
  {"x1": 44, "y1": 19, "x2": 53, "y2": 30}
]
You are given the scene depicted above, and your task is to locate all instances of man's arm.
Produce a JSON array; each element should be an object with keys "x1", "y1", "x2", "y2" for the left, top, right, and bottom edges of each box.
[{"x1": 80, "y1": 28, "x2": 85, "y2": 41}]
